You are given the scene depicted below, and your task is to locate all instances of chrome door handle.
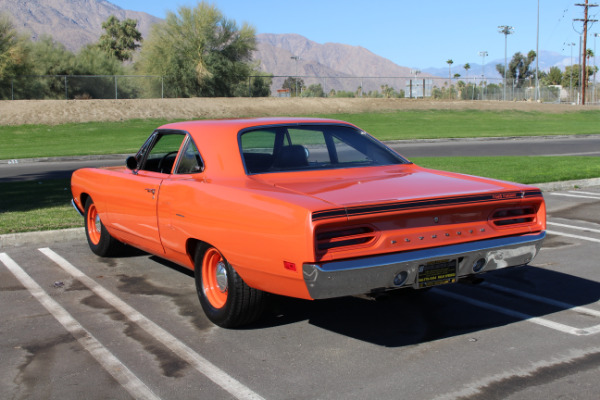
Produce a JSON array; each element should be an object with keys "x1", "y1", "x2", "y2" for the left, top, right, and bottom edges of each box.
[{"x1": 145, "y1": 188, "x2": 156, "y2": 195}]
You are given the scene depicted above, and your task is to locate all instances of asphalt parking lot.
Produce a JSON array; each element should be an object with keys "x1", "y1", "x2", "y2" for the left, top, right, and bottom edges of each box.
[{"x1": 1, "y1": 187, "x2": 600, "y2": 400}]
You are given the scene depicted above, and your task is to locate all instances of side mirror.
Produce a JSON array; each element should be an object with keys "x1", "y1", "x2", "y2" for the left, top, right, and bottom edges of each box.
[{"x1": 126, "y1": 156, "x2": 139, "y2": 172}]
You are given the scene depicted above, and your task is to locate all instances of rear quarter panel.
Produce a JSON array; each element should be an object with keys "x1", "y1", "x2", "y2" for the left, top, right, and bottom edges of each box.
[{"x1": 157, "y1": 176, "x2": 327, "y2": 299}]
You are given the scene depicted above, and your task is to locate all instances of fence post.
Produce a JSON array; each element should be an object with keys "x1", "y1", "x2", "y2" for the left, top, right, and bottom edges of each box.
[
  {"x1": 161, "y1": 76, "x2": 164, "y2": 99},
  {"x1": 64, "y1": 76, "x2": 68, "y2": 100},
  {"x1": 115, "y1": 75, "x2": 118, "y2": 99},
  {"x1": 11, "y1": 78, "x2": 14, "y2": 100}
]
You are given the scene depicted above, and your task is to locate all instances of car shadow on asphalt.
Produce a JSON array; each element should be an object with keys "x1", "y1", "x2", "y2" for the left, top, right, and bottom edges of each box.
[{"x1": 250, "y1": 265, "x2": 600, "y2": 347}]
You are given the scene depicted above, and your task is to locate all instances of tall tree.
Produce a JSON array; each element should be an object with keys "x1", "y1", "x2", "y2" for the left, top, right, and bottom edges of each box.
[
  {"x1": 463, "y1": 63, "x2": 470, "y2": 80},
  {"x1": 495, "y1": 50, "x2": 536, "y2": 88},
  {"x1": 0, "y1": 14, "x2": 29, "y2": 79},
  {"x1": 137, "y1": 2, "x2": 256, "y2": 97},
  {"x1": 282, "y1": 77, "x2": 304, "y2": 96},
  {"x1": 446, "y1": 59, "x2": 453, "y2": 81},
  {"x1": 98, "y1": 16, "x2": 142, "y2": 62}
]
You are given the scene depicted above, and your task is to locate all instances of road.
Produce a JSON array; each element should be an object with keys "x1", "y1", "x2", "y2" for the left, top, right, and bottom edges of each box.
[
  {"x1": 2, "y1": 135, "x2": 600, "y2": 182},
  {"x1": 1, "y1": 188, "x2": 600, "y2": 399}
]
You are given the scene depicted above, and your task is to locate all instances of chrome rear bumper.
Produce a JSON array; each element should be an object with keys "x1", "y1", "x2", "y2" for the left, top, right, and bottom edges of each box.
[{"x1": 303, "y1": 232, "x2": 546, "y2": 299}]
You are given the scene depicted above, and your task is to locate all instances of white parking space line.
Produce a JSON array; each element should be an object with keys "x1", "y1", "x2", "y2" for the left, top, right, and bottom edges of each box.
[
  {"x1": 568, "y1": 191, "x2": 600, "y2": 196},
  {"x1": 435, "y1": 289, "x2": 592, "y2": 336},
  {"x1": 0, "y1": 252, "x2": 161, "y2": 400},
  {"x1": 546, "y1": 230, "x2": 600, "y2": 243},
  {"x1": 547, "y1": 222, "x2": 600, "y2": 234},
  {"x1": 482, "y1": 282, "x2": 600, "y2": 318},
  {"x1": 38, "y1": 247, "x2": 265, "y2": 400},
  {"x1": 549, "y1": 193, "x2": 600, "y2": 200},
  {"x1": 432, "y1": 346, "x2": 600, "y2": 400},
  {"x1": 436, "y1": 280, "x2": 600, "y2": 337}
]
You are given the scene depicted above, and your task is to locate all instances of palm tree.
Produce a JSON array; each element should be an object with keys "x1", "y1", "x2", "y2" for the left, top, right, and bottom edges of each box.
[
  {"x1": 446, "y1": 59, "x2": 454, "y2": 99},
  {"x1": 446, "y1": 59, "x2": 454, "y2": 81},
  {"x1": 464, "y1": 63, "x2": 470, "y2": 80},
  {"x1": 585, "y1": 49, "x2": 594, "y2": 86}
]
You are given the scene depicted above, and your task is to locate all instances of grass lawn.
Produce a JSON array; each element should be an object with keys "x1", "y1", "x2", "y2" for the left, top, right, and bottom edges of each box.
[{"x1": 2, "y1": 109, "x2": 599, "y2": 159}]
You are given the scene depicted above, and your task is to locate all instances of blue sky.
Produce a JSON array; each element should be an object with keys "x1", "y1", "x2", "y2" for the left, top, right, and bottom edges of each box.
[{"x1": 109, "y1": 0, "x2": 600, "y2": 69}]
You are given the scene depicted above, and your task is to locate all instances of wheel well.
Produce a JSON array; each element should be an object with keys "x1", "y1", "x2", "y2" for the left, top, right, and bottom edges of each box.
[
  {"x1": 79, "y1": 193, "x2": 91, "y2": 212},
  {"x1": 186, "y1": 239, "x2": 210, "y2": 269}
]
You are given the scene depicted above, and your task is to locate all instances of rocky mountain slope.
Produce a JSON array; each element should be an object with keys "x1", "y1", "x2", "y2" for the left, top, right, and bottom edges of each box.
[
  {"x1": 0, "y1": 0, "x2": 160, "y2": 51},
  {"x1": 1, "y1": 0, "x2": 428, "y2": 94}
]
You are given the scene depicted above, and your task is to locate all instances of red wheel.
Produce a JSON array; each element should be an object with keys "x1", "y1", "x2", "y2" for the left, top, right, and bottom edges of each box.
[
  {"x1": 194, "y1": 245, "x2": 267, "y2": 328},
  {"x1": 201, "y1": 248, "x2": 229, "y2": 309},
  {"x1": 86, "y1": 201, "x2": 102, "y2": 245},
  {"x1": 83, "y1": 198, "x2": 124, "y2": 257}
]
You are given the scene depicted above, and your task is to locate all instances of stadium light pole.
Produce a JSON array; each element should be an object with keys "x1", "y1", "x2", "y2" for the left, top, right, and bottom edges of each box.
[
  {"x1": 479, "y1": 51, "x2": 488, "y2": 100},
  {"x1": 498, "y1": 25, "x2": 514, "y2": 101}
]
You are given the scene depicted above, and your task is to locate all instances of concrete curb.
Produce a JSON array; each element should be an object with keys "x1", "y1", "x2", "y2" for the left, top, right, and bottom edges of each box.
[{"x1": 0, "y1": 227, "x2": 85, "y2": 250}]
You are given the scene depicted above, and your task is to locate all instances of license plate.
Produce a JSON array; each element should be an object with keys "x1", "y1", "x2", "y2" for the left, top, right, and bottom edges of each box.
[{"x1": 418, "y1": 259, "x2": 457, "y2": 288}]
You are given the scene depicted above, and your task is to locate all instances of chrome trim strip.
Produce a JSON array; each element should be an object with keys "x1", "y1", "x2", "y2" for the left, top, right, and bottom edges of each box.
[
  {"x1": 71, "y1": 199, "x2": 84, "y2": 217},
  {"x1": 303, "y1": 232, "x2": 546, "y2": 299}
]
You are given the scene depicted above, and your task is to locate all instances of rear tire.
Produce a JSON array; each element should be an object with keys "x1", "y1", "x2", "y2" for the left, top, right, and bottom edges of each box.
[
  {"x1": 84, "y1": 198, "x2": 124, "y2": 257},
  {"x1": 195, "y1": 245, "x2": 266, "y2": 328}
]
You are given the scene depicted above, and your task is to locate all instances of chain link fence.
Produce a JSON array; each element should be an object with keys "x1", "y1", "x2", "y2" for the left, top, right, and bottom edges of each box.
[{"x1": 2, "y1": 74, "x2": 598, "y2": 104}]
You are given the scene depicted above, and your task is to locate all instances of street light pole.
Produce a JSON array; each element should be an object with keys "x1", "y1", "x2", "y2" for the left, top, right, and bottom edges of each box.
[
  {"x1": 479, "y1": 51, "x2": 487, "y2": 100},
  {"x1": 535, "y1": 0, "x2": 540, "y2": 101},
  {"x1": 498, "y1": 25, "x2": 514, "y2": 101},
  {"x1": 566, "y1": 42, "x2": 576, "y2": 102},
  {"x1": 595, "y1": 33, "x2": 599, "y2": 104}
]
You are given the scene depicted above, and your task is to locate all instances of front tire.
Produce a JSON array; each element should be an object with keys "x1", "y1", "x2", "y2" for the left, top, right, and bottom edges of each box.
[
  {"x1": 84, "y1": 198, "x2": 124, "y2": 257},
  {"x1": 195, "y1": 245, "x2": 266, "y2": 328}
]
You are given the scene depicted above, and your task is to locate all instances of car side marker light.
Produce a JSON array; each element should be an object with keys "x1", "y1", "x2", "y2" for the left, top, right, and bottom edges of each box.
[{"x1": 283, "y1": 261, "x2": 297, "y2": 271}]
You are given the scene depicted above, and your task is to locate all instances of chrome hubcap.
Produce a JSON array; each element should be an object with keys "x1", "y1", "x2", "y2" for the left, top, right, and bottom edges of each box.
[
  {"x1": 94, "y1": 215, "x2": 101, "y2": 233},
  {"x1": 215, "y1": 261, "x2": 228, "y2": 292}
]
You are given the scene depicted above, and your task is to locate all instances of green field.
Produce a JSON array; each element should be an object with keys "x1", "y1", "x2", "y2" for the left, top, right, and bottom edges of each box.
[
  {"x1": 1, "y1": 108, "x2": 599, "y2": 234},
  {"x1": 1, "y1": 109, "x2": 599, "y2": 159}
]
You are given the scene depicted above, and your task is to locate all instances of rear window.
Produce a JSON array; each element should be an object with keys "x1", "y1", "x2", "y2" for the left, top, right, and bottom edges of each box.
[{"x1": 240, "y1": 124, "x2": 408, "y2": 174}]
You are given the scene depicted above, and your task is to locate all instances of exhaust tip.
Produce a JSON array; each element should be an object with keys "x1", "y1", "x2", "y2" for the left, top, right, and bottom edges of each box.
[
  {"x1": 393, "y1": 271, "x2": 408, "y2": 286},
  {"x1": 472, "y1": 258, "x2": 486, "y2": 273}
]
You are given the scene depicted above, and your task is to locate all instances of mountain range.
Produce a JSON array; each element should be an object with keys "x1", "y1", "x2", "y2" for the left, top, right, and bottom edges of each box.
[{"x1": 1, "y1": 0, "x2": 570, "y2": 92}]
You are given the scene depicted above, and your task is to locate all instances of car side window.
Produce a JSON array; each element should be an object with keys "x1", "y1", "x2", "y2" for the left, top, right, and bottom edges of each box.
[
  {"x1": 139, "y1": 133, "x2": 185, "y2": 174},
  {"x1": 175, "y1": 137, "x2": 204, "y2": 174}
]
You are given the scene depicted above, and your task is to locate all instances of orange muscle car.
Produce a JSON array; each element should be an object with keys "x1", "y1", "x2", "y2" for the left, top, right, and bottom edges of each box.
[{"x1": 71, "y1": 118, "x2": 546, "y2": 327}]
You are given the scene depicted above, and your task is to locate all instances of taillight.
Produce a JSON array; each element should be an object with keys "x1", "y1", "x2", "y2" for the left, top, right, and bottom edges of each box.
[
  {"x1": 316, "y1": 226, "x2": 376, "y2": 251},
  {"x1": 490, "y1": 207, "x2": 536, "y2": 227}
]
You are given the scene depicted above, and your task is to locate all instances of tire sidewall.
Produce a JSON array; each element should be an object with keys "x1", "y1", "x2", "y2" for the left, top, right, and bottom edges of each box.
[
  {"x1": 195, "y1": 246, "x2": 235, "y2": 327},
  {"x1": 84, "y1": 198, "x2": 111, "y2": 256}
]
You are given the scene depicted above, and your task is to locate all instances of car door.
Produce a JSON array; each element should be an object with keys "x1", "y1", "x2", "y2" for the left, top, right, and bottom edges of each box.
[
  {"x1": 157, "y1": 135, "x2": 206, "y2": 264},
  {"x1": 105, "y1": 131, "x2": 186, "y2": 254}
]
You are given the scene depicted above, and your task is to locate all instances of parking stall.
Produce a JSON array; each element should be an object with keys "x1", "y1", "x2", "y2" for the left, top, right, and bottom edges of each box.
[{"x1": 1, "y1": 187, "x2": 600, "y2": 400}]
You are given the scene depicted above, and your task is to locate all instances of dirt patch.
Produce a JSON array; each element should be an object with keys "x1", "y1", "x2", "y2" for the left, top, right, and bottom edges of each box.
[{"x1": 0, "y1": 97, "x2": 587, "y2": 126}]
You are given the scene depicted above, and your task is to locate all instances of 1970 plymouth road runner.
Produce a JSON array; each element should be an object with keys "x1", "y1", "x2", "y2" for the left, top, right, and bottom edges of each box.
[{"x1": 71, "y1": 118, "x2": 546, "y2": 327}]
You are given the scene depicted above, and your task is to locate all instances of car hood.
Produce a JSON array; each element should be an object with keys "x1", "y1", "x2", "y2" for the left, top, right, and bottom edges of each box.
[{"x1": 253, "y1": 165, "x2": 529, "y2": 208}]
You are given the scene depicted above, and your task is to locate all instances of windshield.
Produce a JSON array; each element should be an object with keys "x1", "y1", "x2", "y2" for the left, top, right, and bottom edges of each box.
[{"x1": 240, "y1": 124, "x2": 408, "y2": 174}]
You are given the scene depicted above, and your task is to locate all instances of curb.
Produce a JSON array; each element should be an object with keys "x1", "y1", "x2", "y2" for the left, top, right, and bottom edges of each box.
[
  {"x1": 1, "y1": 178, "x2": 599, "y2": 248},
  {"x1": 0, "y1": 227, "x2": 85, "y2": 250}
]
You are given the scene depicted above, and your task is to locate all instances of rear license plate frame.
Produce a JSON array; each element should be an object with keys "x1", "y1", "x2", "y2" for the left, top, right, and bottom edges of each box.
[{"x1": 417, "y1": 259, "x2": 458, "y2": 288}]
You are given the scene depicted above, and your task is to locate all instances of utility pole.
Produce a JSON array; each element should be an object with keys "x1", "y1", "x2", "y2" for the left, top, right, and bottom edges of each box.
[{"x1": 574, "y1": 0, "x2": 599, "y2": 105}]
